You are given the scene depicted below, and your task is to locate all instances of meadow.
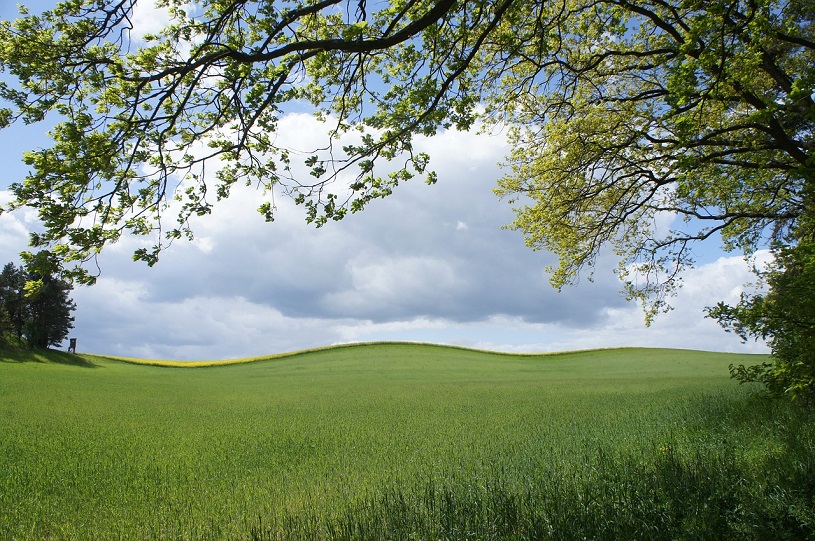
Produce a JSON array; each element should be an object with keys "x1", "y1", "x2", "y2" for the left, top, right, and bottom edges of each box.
[{"x1": 1, "y1": 343, "x2": 813, "y2": 540}]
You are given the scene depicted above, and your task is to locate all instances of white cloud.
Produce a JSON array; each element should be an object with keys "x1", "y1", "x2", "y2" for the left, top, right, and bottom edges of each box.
[
  {"x1": 73, "y1": 280, "x2": 328, "y2": 359},
  {"x1": 322, "y1": 254, "x2": 463, "y2": 317},
  {"x1": 190, "y1": 235, "x2": 215, "y2": 254},
  {"x1": 128, "y1": 0, "x2": 201, "y2": 59},
  {"x1": 0, "y1": 191, "x2": 37, "y2": 264},
  {"x1": 563, "y1": 253, "x2": 771, "y2": 353},
  {"x1": 129, "y1": 0, "x2": 175, "y2": 42},
  {"x1": 69, "y1": 249, "x2": 769, "y2": 360},
  {"x1": 333, "y1": 253, "x2": 770, "y2": 355}
]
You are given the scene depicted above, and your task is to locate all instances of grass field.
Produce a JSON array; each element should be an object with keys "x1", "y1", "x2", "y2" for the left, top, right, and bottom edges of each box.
[{"x1": 1, "y1": 343, "x2": 813, "y2": 540}]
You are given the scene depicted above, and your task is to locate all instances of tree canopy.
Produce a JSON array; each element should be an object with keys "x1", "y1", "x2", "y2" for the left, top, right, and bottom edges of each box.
[
  {"x1": 0, "y1": 262, "x2": 29, "y2": 340},
  {"x1": 0, "y1": 0, "x2": 812, "y2": 313},
  {"x1": 709, "y1": 236, "x2": 815, "y2": 403},
  {"x1": 0, "y1": 261, "x2": 76, "y2": 348}
]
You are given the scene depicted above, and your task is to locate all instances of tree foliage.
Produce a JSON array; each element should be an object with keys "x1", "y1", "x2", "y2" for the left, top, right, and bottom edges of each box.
[
  {"x1": 709, "y1": 237, "x2": 815, "y2": 404},
  {"x1": 0, "y1": 0, "x2": 811, "y2": 308},
  {"x1": 492, "y1": 0, "x2": 815, "y2": 317},
  {"x1": 24, "y1": 273, "x2": 78, "y2": 348},
  {"x1": 0, "y1": 261, "x2": 76, "y2": 349},
  {"x1": 0, "y1": 262, "x2": 29, "y2": 339}
]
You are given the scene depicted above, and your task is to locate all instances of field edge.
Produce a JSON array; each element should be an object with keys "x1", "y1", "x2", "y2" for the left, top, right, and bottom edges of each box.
[{"x1": 67, "y1": 341, "x2": 767, "y2": 368}]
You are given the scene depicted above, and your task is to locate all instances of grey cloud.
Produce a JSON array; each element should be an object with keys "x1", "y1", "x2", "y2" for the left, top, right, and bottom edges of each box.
[{"x1": 83, "y1": 124, "x2": 629, "y2": 336}]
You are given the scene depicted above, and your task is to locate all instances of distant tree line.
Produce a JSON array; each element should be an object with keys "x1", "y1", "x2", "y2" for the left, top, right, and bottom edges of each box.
[{"x1": 0, "y1": 262, "x2": 76, "y2": 349}]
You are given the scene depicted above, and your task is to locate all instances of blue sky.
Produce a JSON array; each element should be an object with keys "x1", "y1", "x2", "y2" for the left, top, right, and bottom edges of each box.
[{"x1": 0, "y1": 1, "x2": 769, "y2": 360}]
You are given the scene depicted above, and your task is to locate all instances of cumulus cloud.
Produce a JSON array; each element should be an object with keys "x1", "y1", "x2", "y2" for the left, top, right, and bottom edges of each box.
[
  {"x1": 71, "y1": 278, "x2": 353, "y2": 360},
  {"x1": 128, "y1": 0, "x2": 175, "y2": 41},
  {"x1": 342, "y1": 253, "x2": 770, "y2": 356},
  {"x1": 0, "y1": 192, "x2": 32, "y2": 262},
  {"x1": 128, "y1": 0, "x2": 202, "y2": 43}
]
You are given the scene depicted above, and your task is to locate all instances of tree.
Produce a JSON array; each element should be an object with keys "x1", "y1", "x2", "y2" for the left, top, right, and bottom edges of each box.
[
  {"x1": 0, "y1": 261, "x2": 76, "y2": 349},
  {"x1": 0, "y1": 1, "x2": 811, "y2": 306},
  {"x1": 0, "y1": 262, "x2": 30, "y2": 339},
  {"x1": 0, "y1": 308, "x2": 10, "y2": 346},
  {"x1": 708, "y1": 236, "x2": 815, "y2": 404},
  {"x1": 23, "y1": 273, "x2": 77, "y2": 349},
  {"x1": 491, "y1": 0, "x2": 814, "y2": 319}
]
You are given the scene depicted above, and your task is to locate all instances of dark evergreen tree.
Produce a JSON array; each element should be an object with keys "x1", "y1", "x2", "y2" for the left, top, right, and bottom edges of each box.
[
  {"x1": 0, "y1": 263, "x2": 29, "y2": 340},
  {"x1": 0, "y1": 262, "x2": 77, "y2": 349},
  {"x1": 0, "y1": 305, "x2": 11, "y2": 345},
  {"x1": 23, "y1": 274, "x2": 76, "y2": 349}
]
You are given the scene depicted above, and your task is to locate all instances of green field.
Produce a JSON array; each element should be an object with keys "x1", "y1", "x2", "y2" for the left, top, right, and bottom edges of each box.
[{"x1": 1, "y1": 343, "x2": 813, "y2": 540}]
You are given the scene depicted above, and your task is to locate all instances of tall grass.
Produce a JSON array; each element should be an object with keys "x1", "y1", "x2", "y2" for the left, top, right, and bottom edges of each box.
[
  {"x1": 276, "y1": 395, "x2": 815, "y2": 540},
  {"x1": 1, "y1": 344, "x2": 813, "y2": 539}
]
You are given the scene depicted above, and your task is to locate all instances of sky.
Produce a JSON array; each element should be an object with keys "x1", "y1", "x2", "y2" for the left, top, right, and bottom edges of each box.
[{"x1": 0, "y1": 1, "x2": 770, "y2": 360}]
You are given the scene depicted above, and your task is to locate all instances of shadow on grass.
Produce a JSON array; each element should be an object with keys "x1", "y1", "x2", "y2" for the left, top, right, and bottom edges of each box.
[{"x1": 0, "y1": 346, "x2": 99, "y2": 368}]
